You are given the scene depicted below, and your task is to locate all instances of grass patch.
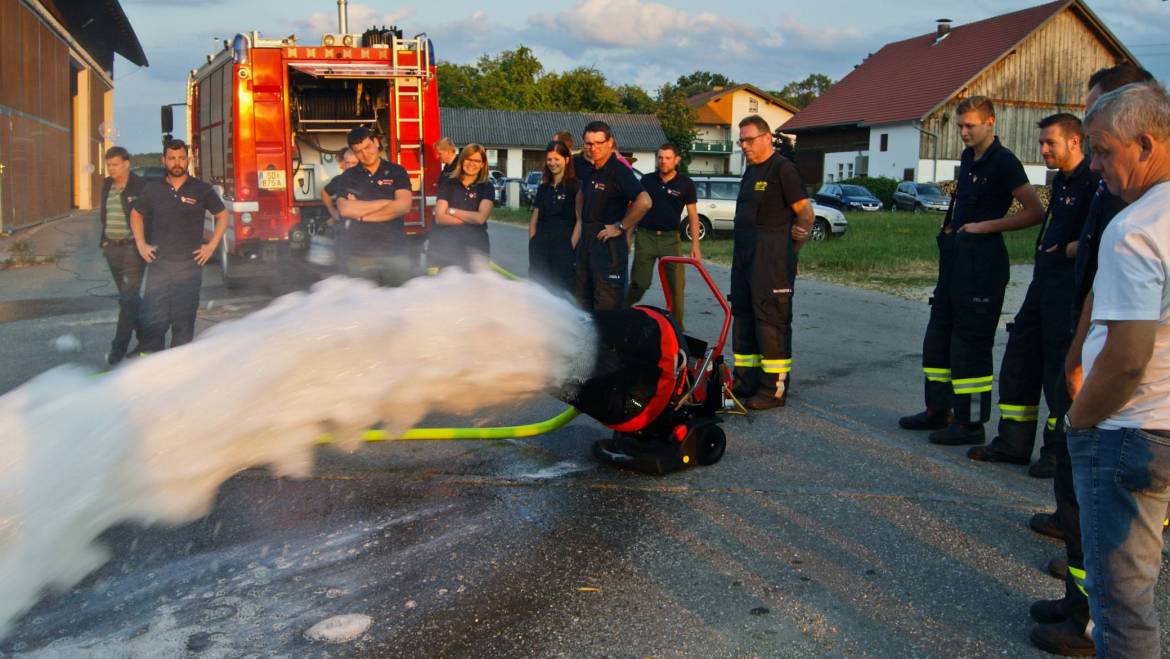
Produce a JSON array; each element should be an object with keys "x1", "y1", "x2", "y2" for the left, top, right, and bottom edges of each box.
[
  {"x1": 0, "y1": 239, "x2": 58, "y2": 269},
  {"x1": 490, "y1": 207, "x2": 532, "y2": 226},
  {"x1": 699, "y1": 210, "x2": 1040, "y2": 296}
]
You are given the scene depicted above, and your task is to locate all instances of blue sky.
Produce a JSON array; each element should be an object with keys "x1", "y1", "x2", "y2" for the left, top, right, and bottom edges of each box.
[{"x1": 114, "y1": 0, "x2": 1170, "y2": 153}]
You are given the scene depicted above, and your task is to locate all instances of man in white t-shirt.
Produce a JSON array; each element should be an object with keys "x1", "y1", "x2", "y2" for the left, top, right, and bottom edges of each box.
[{"x1": 1065, "y1": 81, "x2": 1170, "y2": 658}]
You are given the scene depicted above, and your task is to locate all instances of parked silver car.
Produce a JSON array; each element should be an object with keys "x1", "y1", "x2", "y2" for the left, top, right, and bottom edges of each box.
[
  {"x1": 681, "y1": 175, "x2": 848, "y2": 242},
  {"x1": 892, "y1": 181, "x2": 950, "y2": 212}
]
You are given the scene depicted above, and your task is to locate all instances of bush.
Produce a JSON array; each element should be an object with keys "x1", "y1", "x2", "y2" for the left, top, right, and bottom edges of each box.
[{"x1": 840, "y1": 175, "x2": 899, "y2": 208}]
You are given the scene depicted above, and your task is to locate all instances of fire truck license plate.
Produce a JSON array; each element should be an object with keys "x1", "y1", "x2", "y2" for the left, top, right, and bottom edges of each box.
[{"x1": 259, "y1": 170, "x2": 287, "y2": 190}]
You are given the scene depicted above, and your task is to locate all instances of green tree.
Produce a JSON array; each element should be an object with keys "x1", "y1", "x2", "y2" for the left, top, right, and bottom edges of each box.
[
  {"x1": 616, "y1": 84, "x2": 655, "y2": 114},
  {"x1": 436, "y1": 62, "x2": 486, "y2": 109},
  {"x1": 777, "y1": 73, "x2": 833, "y2": 109},
  {"x1": 666, "y1": 71, "x2": 736, "y2": 100},
  {"x1": 539, "y1": 67, "x2": 624, "y2": 113},
  {"x1": 653, "y1": 85, "x2": 697, "y2": 170},
  {"x1": 476, "y1": 45, "x2": 545, "y2": 110}
]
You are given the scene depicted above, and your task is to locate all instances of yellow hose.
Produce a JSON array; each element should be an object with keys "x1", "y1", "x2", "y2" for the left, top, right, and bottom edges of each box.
[{"x1": 318, "y1": 407, "x2": 580, "y2": 443}]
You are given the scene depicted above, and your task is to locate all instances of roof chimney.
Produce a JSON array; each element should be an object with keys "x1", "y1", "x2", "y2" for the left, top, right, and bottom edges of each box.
[{"x1": 936, "y1": 18, "x2": 952, "y2": 39}]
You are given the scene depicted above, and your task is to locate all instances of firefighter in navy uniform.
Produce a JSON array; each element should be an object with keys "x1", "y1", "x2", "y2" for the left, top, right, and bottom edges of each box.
[
  {"x1": 967, "y1": 114, "x2": 1097, "y2": 478},
  {"x1": 573, "y1": 120, "x2": 651, "y2": 311},
  {"x1": 730, "y1": 115, "x2": 814, "y2": 411},
  {"x1": 1025, "y1": 64, "x2": 1155, "y2": 659},
  {"x1": 899, "y1": 96, "x2": 1044, "y2": 443}
]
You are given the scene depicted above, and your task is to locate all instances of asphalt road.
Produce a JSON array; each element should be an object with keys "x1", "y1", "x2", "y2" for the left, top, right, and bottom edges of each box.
[{"x1": 1, "y1": 214, "x2": 1166, "y2": 657}]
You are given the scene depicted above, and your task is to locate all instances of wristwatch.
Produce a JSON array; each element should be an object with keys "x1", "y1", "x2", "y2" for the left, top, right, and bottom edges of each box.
[
  {"x1": 1063, "y1": 413, "x2": 1083, "y2": 432},
  {"x1": 613, "y1": 222, "x2": 624, "y2": 232}
]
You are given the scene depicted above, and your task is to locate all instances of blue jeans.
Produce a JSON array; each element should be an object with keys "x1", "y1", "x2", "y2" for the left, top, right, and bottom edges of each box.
[{"x1": 1068, "y1": 425, "x2": 1170, "y2": 658}]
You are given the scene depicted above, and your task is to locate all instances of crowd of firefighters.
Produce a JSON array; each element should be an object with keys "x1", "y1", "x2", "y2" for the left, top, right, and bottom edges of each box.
[{"x1": 91, "y1": 61, "x2": 1170, "y2": 657}]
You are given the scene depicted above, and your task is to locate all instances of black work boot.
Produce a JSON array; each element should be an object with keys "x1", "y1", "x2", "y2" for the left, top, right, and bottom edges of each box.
[
  {"x1": 1029, "y1": 451, "x2": 1059, "y2": 478},
  {"x1": 928, "y1": 421, "x2": 985, "y2": 446},
  {"x1": 899, "y1": 409, "x2": 951, "y2": 431},
  {"x1": 746, "y1": 375, "x2": 787, "y2": 411},
  {"x1": 1046, "y1": 556, "x2": 1068, "y2": 580},
  {"x1": 1029, "y1": 512, "x2": 1065, "y2": 541},
  {"x1": 1030, "y1": 618, "x2": 1096, "y2": 656},
  {"x1": 967, "y1": 436, "x2": 1032, "y2": 464}
]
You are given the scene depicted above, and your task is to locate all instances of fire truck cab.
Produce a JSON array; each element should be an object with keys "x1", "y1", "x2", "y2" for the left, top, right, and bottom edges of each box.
[{"x1": 174, "y1": 24, "x2": 441, "y2": 285}]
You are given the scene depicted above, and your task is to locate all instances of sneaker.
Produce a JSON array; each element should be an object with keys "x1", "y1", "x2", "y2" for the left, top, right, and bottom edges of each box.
[
  {"x1": 1029, "y1": 452, "x2": 1058, "y2": 478},
  {"x1": 1029, "y1": 512, "x2": 1065, "y2": 542},
  {"x1": 967, "y1": 440, "x2": 1031, "y2": 465},
  {"x1": 928, "y1": 422, "x2": 986, "y2": 446},
  {"x1": 745, "y1": 393, "x2": 785, "y2": 411},
  {"x1": 1029, "y1": 619, "x2": 1095, "y2": 656},
  {"x1": 898, "y1": 409, "x2": 951, "y2": 431}
]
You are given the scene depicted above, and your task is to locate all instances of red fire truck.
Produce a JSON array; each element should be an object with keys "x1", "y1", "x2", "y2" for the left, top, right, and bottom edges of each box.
[{"x1": 167, "y1": 20, "x2": 441, "y2": 285}]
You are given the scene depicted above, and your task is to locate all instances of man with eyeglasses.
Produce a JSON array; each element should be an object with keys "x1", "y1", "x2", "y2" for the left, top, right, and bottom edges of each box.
[
  {"x1": 332, "y1": 126, "x2": 415, "y2": 286},
  {"x1": 730, "y1": 115, "x2": 814, "y2": 410},
  {"x1": 573, "y1": 120, "x2": 652, "y2": 310}
]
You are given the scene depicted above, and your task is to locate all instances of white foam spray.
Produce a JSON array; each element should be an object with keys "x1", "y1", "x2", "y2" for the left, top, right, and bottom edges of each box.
[{"x1": 0, "y1": 269, "x2": 596, "y2": 637}]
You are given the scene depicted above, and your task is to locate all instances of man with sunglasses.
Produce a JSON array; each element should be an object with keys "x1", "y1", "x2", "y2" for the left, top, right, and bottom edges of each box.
[{"x1": 730, "y1": 115, "x2": 814, "y2": 410}]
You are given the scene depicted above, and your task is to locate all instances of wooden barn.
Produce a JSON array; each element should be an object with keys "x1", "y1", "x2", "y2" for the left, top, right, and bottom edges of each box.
[
  {"x1": 0, "y1": 0, "x2": 147, "y2": 233},
  {"x1": 780, "y1": 0, "x2": 1139, "y2": 186}
]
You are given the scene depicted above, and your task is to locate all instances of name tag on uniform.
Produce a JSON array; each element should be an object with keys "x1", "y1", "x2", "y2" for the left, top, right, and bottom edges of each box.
[
  {"x1": 666, "y1": 188, "x2": 681, "y2": 197},
  {"x1": 377, "y1": 179, "x2": 395, "y2": 186},
  {"x1": 593, "y1": 182, "x2": 607, "y2": 191},
  {"x1": 126, "y1": 195, "x2": 137, "y2": 204},
  {"x1": 555, "y1": 193, "x2": 566, "y2": 201},
  {"x1": 754, "y1": 181, "x2": 768, "y2": 191},
  {"x1": 180, "y1": 195, "x2": 198, "y2": 205},
  {"x1": 468, "y1": 192, "x2": 477, "y2": 199}
]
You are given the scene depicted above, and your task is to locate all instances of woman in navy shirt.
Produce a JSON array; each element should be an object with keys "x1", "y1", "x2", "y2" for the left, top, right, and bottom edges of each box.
[
  {"x1": 527, "y1": 140, "x2": 578, "y2": 293},
  {"x1": 431, "y1": 143, "x2": 495, "y2": 271}
]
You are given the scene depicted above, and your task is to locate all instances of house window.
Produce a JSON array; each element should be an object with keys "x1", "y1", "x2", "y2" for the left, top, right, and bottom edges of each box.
[
  {"x1": 838, "y1": 163, "x2": 845, "y2": 177},
  {"x1": 847, "y1": 163, "x2": 854, "y2": 177},
  {"x1": 748, "y1": 98, "x2": 758, "y2": 113},
  {"x1": 880, "y1": 133, "x2": 889, "y2": 152},
  {"x1": 903, "y1": 168, "x2": 914, "y2": 181}
]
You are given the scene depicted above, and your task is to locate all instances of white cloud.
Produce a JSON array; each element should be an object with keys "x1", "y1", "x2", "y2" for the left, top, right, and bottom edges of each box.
[
  {"x1": 533, "y1": 0, "x2": 752, "y2": 53},
  {"x1": 302, "y1": 4, "x2": 416, "y2": 35}
]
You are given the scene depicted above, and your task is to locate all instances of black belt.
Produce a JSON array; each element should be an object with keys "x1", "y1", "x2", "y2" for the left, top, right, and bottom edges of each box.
[
  {"x1": 102, "y1": 238, "x2": 134, "y2": 246},
  {"x1": 638, "y1": 228, "x2": 676, "y2": 236},
  {"x1": 1144, "y1": 429, "x2": 1170, "y2": 438}
]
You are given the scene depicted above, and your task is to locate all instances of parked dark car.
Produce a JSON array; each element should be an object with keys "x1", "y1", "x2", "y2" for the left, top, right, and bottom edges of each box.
[
  {"x1": 522, "y1": 171, "x2": 541, "y2": 206},
  {"x1": 131, "y1": 166, "x2": 166, "y2": 183},
  {"x1": 892, "y1": 182, "x2": 950, "y2": 212},
  {"x1": 815, "y1": 183, "x2": 882, "y2": 212}
]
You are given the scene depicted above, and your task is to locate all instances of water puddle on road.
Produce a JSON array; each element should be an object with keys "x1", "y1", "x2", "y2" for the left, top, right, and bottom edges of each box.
[{"x1": 0, "y1": 269, "x2": 596, "y2": 637}]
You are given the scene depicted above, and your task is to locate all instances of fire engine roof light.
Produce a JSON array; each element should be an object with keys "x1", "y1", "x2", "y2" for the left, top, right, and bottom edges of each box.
[
  {"x1": 231, "y1": 34, "x2": 250, "y2": 65},
  {"x1": 342, "y1": 34, "x2": 355, "y2": 47},
  {"x1": 323, "y1": 34, "x2": 336, "y2": 46}
]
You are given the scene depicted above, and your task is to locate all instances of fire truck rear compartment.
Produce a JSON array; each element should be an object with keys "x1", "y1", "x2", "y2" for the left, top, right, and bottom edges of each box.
[{"x1": 288, "y1": 72, "x2": 391, "y2": 224}]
